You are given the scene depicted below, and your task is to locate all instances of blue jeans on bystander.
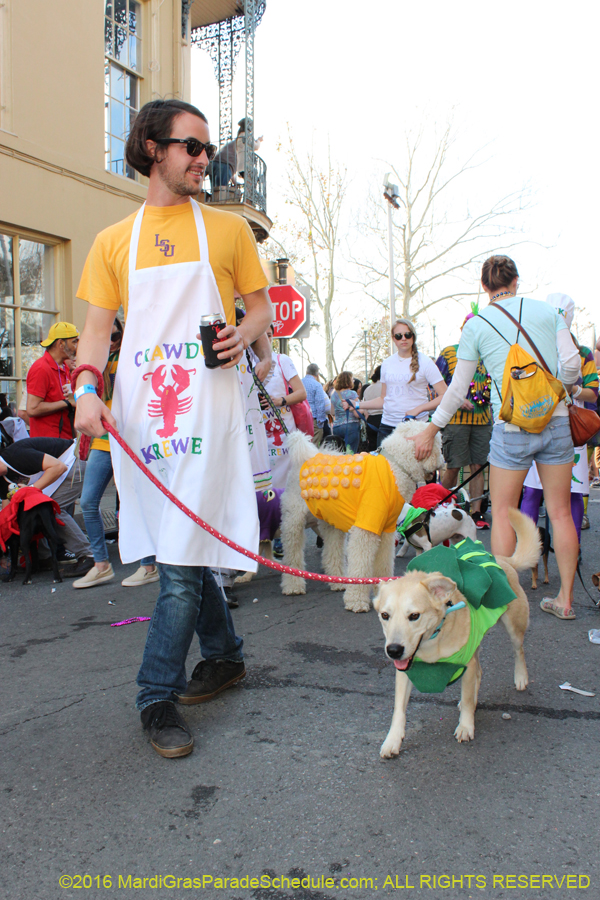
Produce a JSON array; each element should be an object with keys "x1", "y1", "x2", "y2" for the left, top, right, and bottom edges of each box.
[
  {"x1": 80, "y1": 448, "x2": 153, "y2": 566},
  {"x1": 79, "y1": 449, "x2": 114, "y2": 562},
  {"x1": 333, "y1": 422, "x2": 360, "y2": 453},
  {"x1": 136, "y1": 564, "x2": 244, "y2": 711}
]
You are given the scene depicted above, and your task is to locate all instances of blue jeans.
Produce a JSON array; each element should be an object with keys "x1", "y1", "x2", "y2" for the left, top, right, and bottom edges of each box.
[
  {"x1": 333, "y1": 421, "x2": 360, "y2": 453},
  {"x1": 136, "y1": 564, "x2": 244, "y2": 711},
  {"x1": 209, "y1": 161, "x2": 233, "y2": 188},
  {"x1": 79, "y1": 449, "x2": 114, "y2": 562},
  {"x1": 80, "y1": 448, "x2": 154, "y2": 566}
]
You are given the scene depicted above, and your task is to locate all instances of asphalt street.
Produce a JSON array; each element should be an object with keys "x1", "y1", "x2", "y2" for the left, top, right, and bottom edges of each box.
[{"x1": 2, "y1": 497, "x2": 600, "y2": 900}]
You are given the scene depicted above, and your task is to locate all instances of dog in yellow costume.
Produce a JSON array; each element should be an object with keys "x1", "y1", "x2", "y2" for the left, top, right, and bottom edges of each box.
[
  {"x1": 281, "y1": 423, "x2": 443, "y2": 613},
  {"x1": 301, "y1": 452, "x2": 405, "y2": 536}
]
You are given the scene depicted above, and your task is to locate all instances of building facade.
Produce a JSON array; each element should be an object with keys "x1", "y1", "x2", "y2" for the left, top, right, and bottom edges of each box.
[{"x1": 0, "y1": 0, "x2": 192, "y2": 406}]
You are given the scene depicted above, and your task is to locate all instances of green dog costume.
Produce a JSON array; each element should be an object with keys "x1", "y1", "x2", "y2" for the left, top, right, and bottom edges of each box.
[{"x1": 404, "y1": 538, "x2": 517, "y2": 693}]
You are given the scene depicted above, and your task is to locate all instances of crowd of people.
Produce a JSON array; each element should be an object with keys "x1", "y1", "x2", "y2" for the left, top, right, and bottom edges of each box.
[{"x1": 3, "y1": 98, "x2": 599, "y2": 763}]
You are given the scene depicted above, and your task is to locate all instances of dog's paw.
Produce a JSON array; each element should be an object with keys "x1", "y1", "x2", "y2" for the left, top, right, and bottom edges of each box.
[
  {"x1": 344, "y1": 601, "x2": 371, "y2": 613},
  {"x1": 454, "y1": 723, "x2": 475, "y2": 743},
  {"x1": 22, "y1": 578, "x2": 33, "y2": 586},
  {"x1": 514, "y1": 669, "x2": 528, "y2": 691},
  {"x1": 235, "y1": 571, "x2": 253, "y2": 584},
  {"x1": 329, "y1": 582, "x2": 345, "y2": 592},
  {"x1": 281, "y1": 580, "x2": 306, "y2": 596},
  {"x1": 380, "y1": 735, "x2": 403, "y2": 758}
]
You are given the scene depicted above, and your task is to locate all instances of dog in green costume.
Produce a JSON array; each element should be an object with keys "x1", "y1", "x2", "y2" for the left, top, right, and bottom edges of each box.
[{"x1": 374, "y1": 509, "x2": 540, "y2": 759}]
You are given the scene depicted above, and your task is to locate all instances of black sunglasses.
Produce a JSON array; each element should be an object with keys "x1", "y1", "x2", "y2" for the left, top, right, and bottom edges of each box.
[
  {"x1": 393, "y1": 331, "x2": 413, "y2": 340},
  {"x1": 155, "y1": 138, "x2": 217, "y2": 160}
]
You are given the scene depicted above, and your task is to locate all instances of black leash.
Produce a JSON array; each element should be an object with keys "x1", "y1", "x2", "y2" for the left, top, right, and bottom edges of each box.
[
  {"x1": 447, "y1": 462, "x2": 490, "y2": 498},
  {"x1": 577, "y1": 559, "x2": 600, "y2": 608}
]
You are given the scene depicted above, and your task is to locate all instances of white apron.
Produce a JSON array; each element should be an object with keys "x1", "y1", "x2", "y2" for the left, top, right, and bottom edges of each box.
[
  {"x1": 524, "y1": 446, "x2": 589, "y2": 495},
  {"x1": 110, "y1": 199, "x2": 258, "y2": 570},
  {"x1": 261, "y1": 353, "x2": 298, "y2": 491}
]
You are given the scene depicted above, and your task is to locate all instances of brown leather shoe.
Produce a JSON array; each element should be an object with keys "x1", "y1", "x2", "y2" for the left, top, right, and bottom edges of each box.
[
  {"x1": 141, "y1": 701, "x2": 193, "y2": 758},
  {"x1": 177, "y1": 660, "x2": 246, "y2": 705}
]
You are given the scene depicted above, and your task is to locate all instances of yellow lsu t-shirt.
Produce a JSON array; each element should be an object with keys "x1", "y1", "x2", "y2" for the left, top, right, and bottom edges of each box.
[
  {"x1": 301, "y1": 452, "x2": 405, "y2": 535},
  {"x1": 77, "y1": 201, "x2": 268, "y2": 324}
]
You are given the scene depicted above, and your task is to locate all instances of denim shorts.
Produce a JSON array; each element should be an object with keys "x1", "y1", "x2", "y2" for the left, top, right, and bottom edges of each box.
[{"x1": 488, "y1": 418, "x2": 574, "y2": 471}]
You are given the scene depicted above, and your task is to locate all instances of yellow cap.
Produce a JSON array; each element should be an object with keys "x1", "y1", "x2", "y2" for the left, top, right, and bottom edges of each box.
[{"x1": 40, "y1": 322, "x2": 79, "y2": 347}]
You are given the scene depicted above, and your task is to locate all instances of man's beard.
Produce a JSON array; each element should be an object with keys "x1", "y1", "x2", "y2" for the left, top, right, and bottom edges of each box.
[{"x1": 159, "y1": 163, "x2": 198, "y2": 197}]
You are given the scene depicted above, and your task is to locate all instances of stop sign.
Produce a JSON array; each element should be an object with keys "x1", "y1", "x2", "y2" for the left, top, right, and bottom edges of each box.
[{"x1": 268, "y1": 284, "x2": 307, "y2": 338}]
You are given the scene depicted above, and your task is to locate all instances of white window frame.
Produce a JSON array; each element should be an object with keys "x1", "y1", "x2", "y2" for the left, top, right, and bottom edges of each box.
[
  {"x1": 104, "y1": 0, "x2": 143, "y2": 180},
  {"x1": 0, "y1": 225, "x2": 64, "y2": 406}
]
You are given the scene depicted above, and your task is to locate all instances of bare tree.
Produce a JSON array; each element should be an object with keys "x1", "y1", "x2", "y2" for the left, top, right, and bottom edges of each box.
[
  {"x1": 354, "y1": 123, "x2": 531, "y2": 324},
  {"x1": 342, "y1": 315, "x2": 391, "y2": 379},
  {"x1": 264, "y1": 131, "x2": 350, "y2": 379}
]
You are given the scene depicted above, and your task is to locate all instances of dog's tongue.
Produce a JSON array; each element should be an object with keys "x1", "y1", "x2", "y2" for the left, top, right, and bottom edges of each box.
[{"x1": 393, "y1": 659, "x2": 411, "y2": 671}]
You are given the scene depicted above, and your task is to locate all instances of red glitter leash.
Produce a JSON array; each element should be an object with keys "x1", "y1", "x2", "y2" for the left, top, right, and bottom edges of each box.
[{"x1": 103, "y1": 419, "x2": 395, "y2": 586}]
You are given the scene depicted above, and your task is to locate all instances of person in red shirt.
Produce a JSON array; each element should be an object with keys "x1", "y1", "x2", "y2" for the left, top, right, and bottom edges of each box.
[{"x1": 27, "y1": 323, "x2": 79, "y2": 438}]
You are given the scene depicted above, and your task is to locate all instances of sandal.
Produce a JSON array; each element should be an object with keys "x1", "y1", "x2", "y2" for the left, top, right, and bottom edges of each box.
[{"x1": 540, "y1": 599, "x2": 576, "y2": 620}]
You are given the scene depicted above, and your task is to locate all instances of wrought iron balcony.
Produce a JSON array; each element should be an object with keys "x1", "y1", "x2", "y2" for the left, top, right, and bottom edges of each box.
[{"x1": 203, "y1": 152, "x2": 270, "y2": 242}]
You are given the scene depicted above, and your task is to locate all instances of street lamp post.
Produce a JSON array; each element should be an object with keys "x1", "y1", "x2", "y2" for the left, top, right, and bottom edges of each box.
[
  {"x1": 383, "y1": 174, "x2": 400, "y2": 351},
  {"x1": 364, "y1": 329, "x2": 368, "y2": 381}
]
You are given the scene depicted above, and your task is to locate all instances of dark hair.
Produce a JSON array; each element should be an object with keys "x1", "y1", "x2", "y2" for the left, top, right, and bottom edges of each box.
[
  {"x1": 353, "y1": 378, "x2": 362, "y2": 393},
  {"x1": 125, "y1": 100, "x2": 208, "y2": 177},
  {"x1": 481, "y1": 256, "x2": 519, "y2": 292},
  {"x1": 334, "y1": 371, "x2": 353, "y2": 391},
  {"x1": 370, "y1": 365, "x2": 381, "y2": 383}
]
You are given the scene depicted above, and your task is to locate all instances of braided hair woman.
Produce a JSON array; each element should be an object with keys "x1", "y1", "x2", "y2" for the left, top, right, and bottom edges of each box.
[{"x1": 357, "y1": 318, "x2": 447, "y2": 447}]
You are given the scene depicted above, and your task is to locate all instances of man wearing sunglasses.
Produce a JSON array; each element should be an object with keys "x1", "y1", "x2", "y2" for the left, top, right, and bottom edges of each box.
[{"x1": 75, "y1": 99, "x2": 272, "y2": 760}]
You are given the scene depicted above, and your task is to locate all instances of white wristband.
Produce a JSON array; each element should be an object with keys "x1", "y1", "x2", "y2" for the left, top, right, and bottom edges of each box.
[
  {"x1": 74, "y1": 384, "x2": 98, "y2": 402},
  {"x1": 573, "y1": 384, "x2": 583, "y2": 399}
]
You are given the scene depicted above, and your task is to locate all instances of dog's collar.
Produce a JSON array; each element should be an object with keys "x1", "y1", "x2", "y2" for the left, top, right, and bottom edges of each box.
[{"x1": 428, "y1": 600, "x2": 467, "y2": 641}]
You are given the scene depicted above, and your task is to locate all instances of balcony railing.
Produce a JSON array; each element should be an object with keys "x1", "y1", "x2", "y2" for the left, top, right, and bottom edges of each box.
[{"x1": 204, "y1": 153, "x2": 267, "y2": 217}]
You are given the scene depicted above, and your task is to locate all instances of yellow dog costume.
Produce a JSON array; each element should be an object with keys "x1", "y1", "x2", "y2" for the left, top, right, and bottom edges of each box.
[{"x1": 300, "y1": 452, "x2": 406, "y2": 535}]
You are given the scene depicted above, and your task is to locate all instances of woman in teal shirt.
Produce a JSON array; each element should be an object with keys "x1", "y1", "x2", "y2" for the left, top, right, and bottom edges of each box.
[{"x1": 411, "y1": 256, "x2": 581, "y2": 619}]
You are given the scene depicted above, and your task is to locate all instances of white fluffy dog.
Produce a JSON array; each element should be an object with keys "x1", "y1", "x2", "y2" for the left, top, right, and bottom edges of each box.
[
  {"x1": 396, "y1": 498, "x2": 477, "y2": 557},
  {"x1": 280, "y1": 421, "x2": 443, "y2": 613}
]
